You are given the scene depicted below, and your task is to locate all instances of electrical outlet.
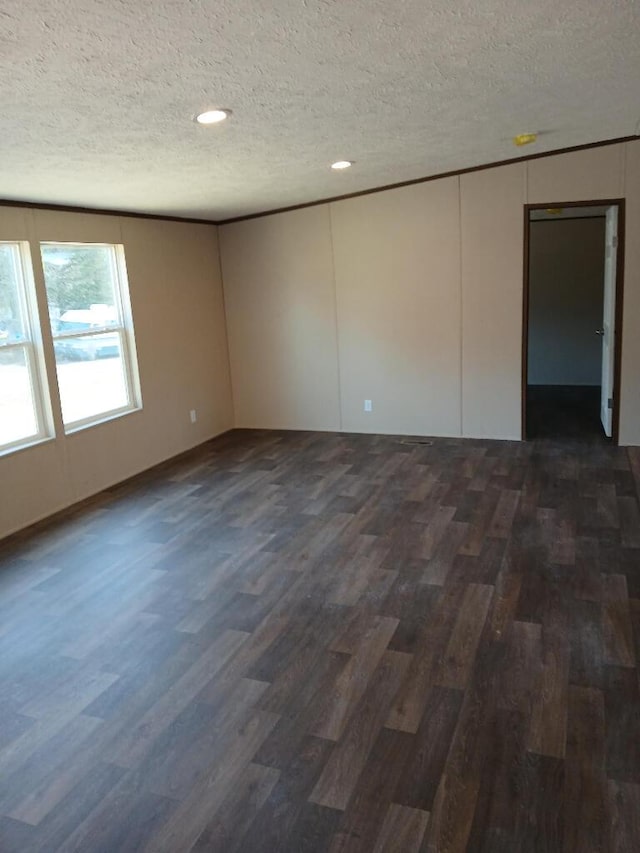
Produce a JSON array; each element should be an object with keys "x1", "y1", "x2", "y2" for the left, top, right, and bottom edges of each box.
[
  {"x1": 364, "y1": 400, "x2": 372, "y2": 413},
  {"x1": 189, "y1": 409, "x2": 197, "y2": 424}
]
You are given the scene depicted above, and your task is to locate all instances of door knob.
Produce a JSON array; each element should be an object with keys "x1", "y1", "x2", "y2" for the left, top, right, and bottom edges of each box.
[{"x1": 595, "y1": 328, "x2": 604, "y2": 336}]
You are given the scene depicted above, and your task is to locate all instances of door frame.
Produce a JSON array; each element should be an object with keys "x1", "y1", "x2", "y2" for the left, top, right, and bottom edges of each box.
[{"x1": 521, "y1": 198, "x2": 626, "y2": 444}]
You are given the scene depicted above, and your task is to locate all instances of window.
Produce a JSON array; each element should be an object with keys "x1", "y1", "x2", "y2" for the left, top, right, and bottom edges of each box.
[
  {"x1": 0, "y1": 242, "x2": 50, "y2": 452},
  {"x1": 40, "y1": 243, "x2": 141, "y2": 430}
]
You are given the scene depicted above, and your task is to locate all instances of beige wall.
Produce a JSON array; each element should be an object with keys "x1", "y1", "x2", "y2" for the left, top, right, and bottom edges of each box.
[
  {"x1": 219, "y1": 139, "x2": 640, "y2": 446},
  {"x1": 460, "y1": 163, "x2": 525, "y2": 438},
  {"x1": 330, "y1": 178, "x2": 461, "y2": 436},
  {"x1": 0, "y1": 207, "x2": 233, "y2": 539},
  {"x1": 526, "y1": 144, "x2": 625, "y2": 204},
  {"x1": 220, "y1": 206, "x2": 340, "y2": 431},
  {"x1": 620, "y1": 140, "x2": 640, "y2": 446}
]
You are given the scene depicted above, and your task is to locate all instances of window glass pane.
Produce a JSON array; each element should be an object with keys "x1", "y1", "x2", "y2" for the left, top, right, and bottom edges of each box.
[
  {"x1": 0, "y1": 243, "x2": 27, "y2": 344},
  {"x1": 55, "y1": 333, "x2": 129, "y2": 425},
  {"x1": 0, "y1": 347, "x2": 38, "y2": 446},
  {"x1": 41, "y1": 244, "x2": 119, "y2": 327},
  {"x1": 41, "y1": 243, "x2": 138, "y2": 430}
]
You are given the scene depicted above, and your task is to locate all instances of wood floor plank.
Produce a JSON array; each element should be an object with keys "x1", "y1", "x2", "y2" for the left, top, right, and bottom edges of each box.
[
  {"x1": 603, "y1": 666, "x2": 640, "y2": 784},
  {"x1": 424, "y1": 776, "x2": 480, "y2": 853},
  {"x1": 619, "y1": 496, "x2": 640, "y2": 548},
  {"x1": 141, "y1": 678, "x2": 269, "y2": 800},
  {"x1": 385, "y1": 583, "x2": 466, "y2": 733},
  {"x1": 141, "y1": 709, "x2": 279, "y2": 853},
  {"x1": 495, "y1": 620, "x2": 541, "y2": 712},
  {"x1": 608, "y1": 779, "x2": 640, "y2": 853},
  {"x1": 327, "y1": 726, "x2": 415, "y2": 853},
  {"x1": 309, "y1": 650, "x2": 411, "y2": 810},
  {"x1": 19, "y1": 669, "x2": 120, "y2": 721},
  {"x1": 191, "y1": 762, "x2": 280, "y2": 852},
  {"x1": 436, "y1": 583, "x2": 494, "y2": 690},
  {"x1": 487, "y1": 489, "x2": 521, "y2": 539},
  {"x1": 235, "y1": 735, "x2": 336, "y2": 853},
  {"x1": 464, "y1": 708, "x2": 528, "y2": 851},
  {"x1": 602, "y1": 574, "x2": 636, "y2": 667},
  {"x1": 371, "y1": 803, "x2": 429, "y2": 852},
  {"x1": 422, "y1": 637, "x2": 502, "y2": 853},
  {"x1": 1, "y1": 714, "x2": 103, "y2": 826},
  {"x1": 562, "y1": 686, "x2": 607, "y2": 853},
  {"x1": 418, "y1": 506, "x2": 457, "y2": 559},
  {"x1": 13, "y1": 763, "x2": 127, "y2": 853},
  {"x1": 0, "y1": 816, "x2": 37, "y2": 853},
  {"x1": 528, "y1": 627, "x2": 570, "y2": 759},
  {"x1": 391, "y1": 686, "x2": 463, "y2": 812},
  {"x1": 420, "y1": 520, "x2": 468, "y2": 586},
  {"x1": 488, "y1": 564, "x2": 522, "y2": 641},
  {"x1": 458, "y1": 486, "x2": 501, "y2": 557},
  {"x1": 312, "y1": 616, "x2": 399, "y2": 742},
  {"x1": 511, "y1": 751, "x2": 565, "y2": 852},
  {"x1": 54, "y1": 784, "x2": 177, "y2": 853},
  {"x1": 109, "y1": 628, "x2": 250, "y2": 768}
]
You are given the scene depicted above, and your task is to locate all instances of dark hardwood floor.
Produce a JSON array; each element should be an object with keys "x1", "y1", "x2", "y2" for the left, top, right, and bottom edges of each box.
[{"x1": 1, "y1": 429, "x2": 639, "y2": 852}]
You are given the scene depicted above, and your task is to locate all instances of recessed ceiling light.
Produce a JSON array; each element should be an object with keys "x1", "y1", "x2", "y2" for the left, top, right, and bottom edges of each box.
[
  {"x1": 513, "y1": 132, "x2": 537, "y2": 147},
  {"x1": 331, "y1": 160, "x2": 353, "y2": 170},
  {"x1": 195, "y1": 109, "x2": 231, "y2": 125}
]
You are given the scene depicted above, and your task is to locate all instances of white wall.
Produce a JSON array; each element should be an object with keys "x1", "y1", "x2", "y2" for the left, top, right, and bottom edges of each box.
[
  {"x1": 219, "y1": 139, "x2": 640, "y2": 445},
  {"x1": 0, "y1": 207, "x2": 233, "y2": 540},
  {"x1": 528, "y1": 218, "x2": 605, "y2": 386}
]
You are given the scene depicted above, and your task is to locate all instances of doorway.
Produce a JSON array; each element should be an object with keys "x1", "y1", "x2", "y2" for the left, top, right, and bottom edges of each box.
[{"x1": 522, "y1": 200, "x2": 625, "y2": 443}]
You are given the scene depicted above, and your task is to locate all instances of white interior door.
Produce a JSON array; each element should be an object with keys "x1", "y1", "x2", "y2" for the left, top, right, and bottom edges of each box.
[{"x1": 600, "y1": 206, "x2": 617, "y2": 437}]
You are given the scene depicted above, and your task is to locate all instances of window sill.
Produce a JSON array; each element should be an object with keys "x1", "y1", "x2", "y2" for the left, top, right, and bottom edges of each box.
[
  {"x1": 0, "y1": 434, "x2": 56, "y2": 460},
  {"x1": 64, "y1": 404, "x2": 143, "y2": 436},
  {"x1": 0, "y1": 406, "x2": 144, "y2": 457}
]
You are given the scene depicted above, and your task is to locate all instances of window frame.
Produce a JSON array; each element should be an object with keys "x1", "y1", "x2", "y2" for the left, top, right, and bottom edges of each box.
[
  {"x1": 0, "y1": 240, "x2": 52, "y2": 455},
  {"x1": 40, "y1": 241, "x2": 142, "y2": 433}
]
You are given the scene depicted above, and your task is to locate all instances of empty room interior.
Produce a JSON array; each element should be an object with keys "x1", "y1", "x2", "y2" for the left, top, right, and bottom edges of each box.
[{"x1": 1, "y1": 3, "x2": 640, "y2": 852}]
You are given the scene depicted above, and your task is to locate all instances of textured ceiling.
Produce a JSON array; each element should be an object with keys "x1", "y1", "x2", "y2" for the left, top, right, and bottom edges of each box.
[{"x1": 1, "y1": 0, "x2": 639, "y2": 221}]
